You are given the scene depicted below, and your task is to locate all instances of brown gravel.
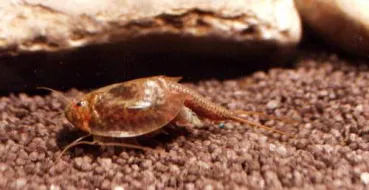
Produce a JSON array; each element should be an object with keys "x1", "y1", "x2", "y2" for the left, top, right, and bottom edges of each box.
[{"x1": 2, "y1": 52, "x2": 369, "y2": 190}]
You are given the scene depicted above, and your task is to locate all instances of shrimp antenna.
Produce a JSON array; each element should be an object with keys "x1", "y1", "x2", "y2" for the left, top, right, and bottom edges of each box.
[
  {"x1": 50, "y1": 111, "x2": 64, "y2": 119},
  {"x1": 37, "y1": 86, "x2": 71, "y2": 105},
  {"x1": 57, "y1": 134, "x2": 160, "y2": 161},
  {"x1": 57, "y1": 134, "x2": 92, "y2": 161}
]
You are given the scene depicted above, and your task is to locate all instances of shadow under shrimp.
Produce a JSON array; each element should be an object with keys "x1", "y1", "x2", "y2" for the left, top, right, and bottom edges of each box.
[
  {"x1": 137, "y1": 124, "x2": 191, "y2": 148},
  {"x1": 55, "y1": 127, "x2": 89, "y2": 151},
  {"x1": 54, "y1": 123, "x2": 192, "y2": 158}
]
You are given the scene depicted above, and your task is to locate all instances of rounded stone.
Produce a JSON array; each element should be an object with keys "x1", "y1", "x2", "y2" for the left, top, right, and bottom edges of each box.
[{"x1": 296, "y1": 0, "x2": 369, "y2": 57}]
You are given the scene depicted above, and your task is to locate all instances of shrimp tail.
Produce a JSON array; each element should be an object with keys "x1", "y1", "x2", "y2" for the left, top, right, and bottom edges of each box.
[
  {"x1": 230, "y1": 115, "x2": 294, "y2": 138},
  {"x1": 233, "y1": 110, "x2": 299, "y2": 124}
]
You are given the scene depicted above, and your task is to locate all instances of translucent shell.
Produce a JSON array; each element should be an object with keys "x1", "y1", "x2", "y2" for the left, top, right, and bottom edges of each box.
[{"x1": 85, "y1": 76, "x2": 186, "y2": 138}]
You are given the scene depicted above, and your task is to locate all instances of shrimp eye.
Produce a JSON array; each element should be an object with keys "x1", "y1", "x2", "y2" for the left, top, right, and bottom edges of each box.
[{"x1": 75, "y1": 101, "x2": 85, "y2": 107}]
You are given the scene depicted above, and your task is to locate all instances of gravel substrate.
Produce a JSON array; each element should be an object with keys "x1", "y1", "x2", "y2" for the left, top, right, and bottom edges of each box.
[{"x1": 1, "y1": 52, "x2": 369, "y2": 190}]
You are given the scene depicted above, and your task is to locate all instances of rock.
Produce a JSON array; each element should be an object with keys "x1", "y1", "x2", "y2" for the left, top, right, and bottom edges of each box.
[
  {"x1": 0, "y1": 0, "x2": 301, "y2": 56},
  {"x1": 295, "y1": 0, "x2": 369, "y2": 57},
  {"x1": 0, "y1": 0, "x2": 302, "y2": 93}
]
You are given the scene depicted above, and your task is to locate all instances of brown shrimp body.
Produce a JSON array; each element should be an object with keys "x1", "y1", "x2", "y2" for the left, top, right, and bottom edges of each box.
[
  {"x1": 169, "y1": 82, "x2": 235, "y2": 121},
  {"x1": 65, "y1": 76, "x2": 186, "y2": 138},
  {"x1": 65, "y1": 75, "x2": 290, "y2": 139}
]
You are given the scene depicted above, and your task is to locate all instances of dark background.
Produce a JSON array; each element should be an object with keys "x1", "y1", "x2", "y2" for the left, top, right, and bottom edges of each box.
[{"x1": 0, "y1": 27, "x2": 365, "y2": 95}]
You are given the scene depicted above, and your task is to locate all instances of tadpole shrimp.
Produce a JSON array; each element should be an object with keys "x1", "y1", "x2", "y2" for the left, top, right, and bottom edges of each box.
[{"x1": 39, "y1": 75, "x2": 296, "y2": 159}]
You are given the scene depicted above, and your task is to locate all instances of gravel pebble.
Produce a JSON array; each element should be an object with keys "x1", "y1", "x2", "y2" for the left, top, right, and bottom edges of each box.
[
  {"x1": 360, "y1": 172, "x2": 369, "y2": 185},
  {"x1": 267, "y1": 100, "x2": 280, "y2": 109}
]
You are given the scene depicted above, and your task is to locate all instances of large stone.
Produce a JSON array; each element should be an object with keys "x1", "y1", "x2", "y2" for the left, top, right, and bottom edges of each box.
[
  {"x1": 0, "y1": 0, "x2": 302, "y2": 93},
  {"x1": 295, "y1": 0, "x2": 369, "y2": 57},
  {"x1": 0, "y1": 0, "x2": 301, "y2": 56}
]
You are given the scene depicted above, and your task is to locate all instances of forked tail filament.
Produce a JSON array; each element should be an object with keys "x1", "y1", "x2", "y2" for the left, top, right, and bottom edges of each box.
[
  {"x1": 233, "y1": 110, "x2": 298, "y2": 124},
  {"x1": 230, "y1": 110, "x2": 297, "y2": 138},
  {"x1": 230, "y1": 115, "x2": 295, "y2": 138}
]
